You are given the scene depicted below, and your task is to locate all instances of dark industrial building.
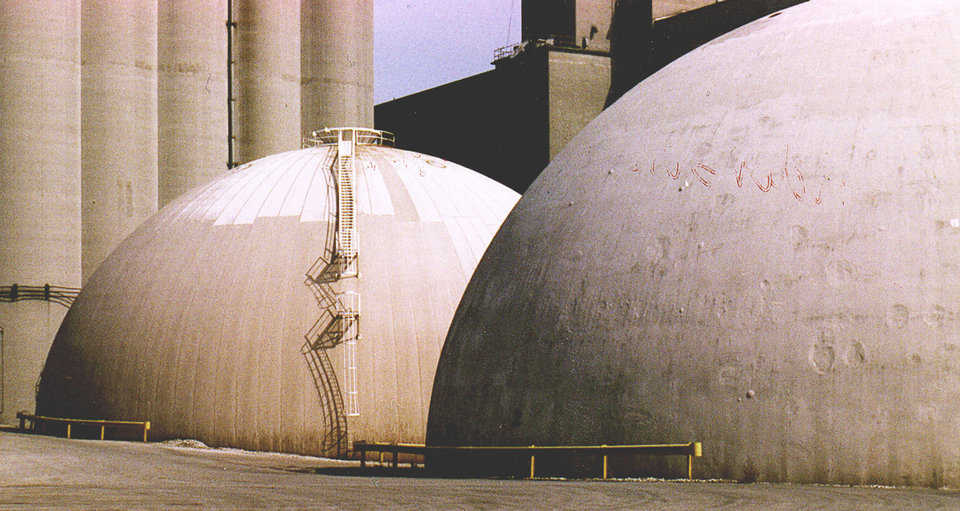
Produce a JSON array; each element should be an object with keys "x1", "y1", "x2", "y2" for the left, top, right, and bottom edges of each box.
[{"x1": 375, "y1": 0, "x2": 807, "y2": 192}]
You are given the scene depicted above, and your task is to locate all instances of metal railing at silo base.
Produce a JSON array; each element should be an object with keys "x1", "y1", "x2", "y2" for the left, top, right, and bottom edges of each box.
[
  {"x1": 353, "y1": 440, "x2": 703, "y2": 480},
  {"x1": 17, "y1": 412, "x2": 151, "y2": 442},
  {"x1": 0, "y1": 284, "x2": 81, "y2": 308}
]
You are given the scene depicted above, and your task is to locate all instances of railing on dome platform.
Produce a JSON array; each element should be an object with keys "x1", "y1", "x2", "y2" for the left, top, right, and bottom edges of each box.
[
  {"x1": 303, "y1": 127, "x2": 396, "y2": 148},
  {"x1": 493, "y1": 35, "x2": 579, "y2": 63}
]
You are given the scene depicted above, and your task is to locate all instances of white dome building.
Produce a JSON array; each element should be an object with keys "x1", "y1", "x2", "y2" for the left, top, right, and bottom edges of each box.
[
  {"x1": 427, "y1": 0, "x2": 960, "y2": 486},
  {"x1": 39, "y1": 129, "x2": 519, "y2": 457}
]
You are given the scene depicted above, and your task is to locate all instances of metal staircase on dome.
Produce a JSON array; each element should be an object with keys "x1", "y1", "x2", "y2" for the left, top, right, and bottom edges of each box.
[{"x1": 300, "y1": 127, "x2": 394, "y2": 457}]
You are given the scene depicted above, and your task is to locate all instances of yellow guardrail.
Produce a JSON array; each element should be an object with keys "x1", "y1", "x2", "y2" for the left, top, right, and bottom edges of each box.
[
  {"x1": 17, "y1": 412, "x2": 150, "y2": 442},
  {"x1": 354, "y1": 440, "x2": 703, "y2": 480}
]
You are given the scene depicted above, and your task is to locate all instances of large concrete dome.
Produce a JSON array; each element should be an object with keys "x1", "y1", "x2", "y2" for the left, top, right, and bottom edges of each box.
[
  {"x1": 38, "y1": 133, "x2": 518, "y2": 457},
  {"x1": 427, "y1": 0, "x2": 960, "y2": 486}
]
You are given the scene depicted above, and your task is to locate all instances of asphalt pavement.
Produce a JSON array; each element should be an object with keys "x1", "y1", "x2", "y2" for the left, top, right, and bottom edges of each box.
[{"x1": 2, "y1": 430, "x2": 959, "y2": 510}]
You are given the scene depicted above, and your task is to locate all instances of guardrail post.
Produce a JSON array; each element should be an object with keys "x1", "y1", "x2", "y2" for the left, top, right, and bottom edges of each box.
[
  {"x1": 529, "y1": 445, "x2": 535, "y2": 479},
  {"x1": 66, "y1": 423, "x2": 71, "y2": 439},
  {"x1": 143, "y1": 422, "x2": 150, "y2": 443},
  {"x1": 392, "y1": 445, "x2": 399, "y2": 469},
  {"x1": 17, "y1": 412, "x2": 25, "y2": 432},
  {"x1": 602, "y1": 444, "x2": 608, "y2": 480},
  {"x1": 688, "y1": 441, "x2": 702, "y2": 479},
  {"x1": 359, "y1": 443, "x2": 367, "y2": 469},
  {"x1": 100, "y1": 425, "x2": 105, "y2": 440}
]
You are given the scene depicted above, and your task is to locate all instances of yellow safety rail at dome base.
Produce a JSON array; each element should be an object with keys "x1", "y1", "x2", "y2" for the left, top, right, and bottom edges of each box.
[
  {"x1": 17, "y1": 412, "x2": 151, "y2": 443},
  {"x1": 354, "y1": 440, "x2": 703, "y2": 480}
]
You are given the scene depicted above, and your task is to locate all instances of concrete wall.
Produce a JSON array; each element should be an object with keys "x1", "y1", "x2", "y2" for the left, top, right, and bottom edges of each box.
[
  {"x1": 80, "y1": 0, "x2": 159, "y2": 283},
  {"x1": 653, "y1": 0, "x2": 715, "y2": 19},
  {"x1": 576, "y1": 0, "x2": 614, "y2": 52},
  {"x1": 158, "y1": 0, "x2": 230, "y2": 208},
  {"x1": 427, "y1": 0, "x2": 960, "y2": 487},
  {"x1": 547, "y1": 50, "x2": 610, "y2": 159},
  {"x1": 0, "y1": 0, "x2": 82, "y2": 423}
]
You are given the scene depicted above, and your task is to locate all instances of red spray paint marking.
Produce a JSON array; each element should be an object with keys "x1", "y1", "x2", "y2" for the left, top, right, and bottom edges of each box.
[
  {"x1": 635, "y1": 149, "x2": 840, "y2": 206},
  {"x1": 792, "y1": 169, "x2": 806, "y2": 201},
  {"x1": 668, "y1": 163, "x2": 681, "y2": 179},
  {"x1": 782, "y1": 145, "x2": 790, "y2": 179},
  {"x1": 690, "y1": 166, "x2": 711, "y2": 187},
  {"x1": 754, "y1": 172, "x2": 774, "y2": 192}
]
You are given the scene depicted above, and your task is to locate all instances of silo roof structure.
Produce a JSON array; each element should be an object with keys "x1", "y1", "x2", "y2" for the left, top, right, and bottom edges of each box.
[
  {"x1": 427, "y1": 0, "x2": 960, "y2": 486},
  {"x1": 38, "y1": 130, "x2": 518, "y2": 456}
]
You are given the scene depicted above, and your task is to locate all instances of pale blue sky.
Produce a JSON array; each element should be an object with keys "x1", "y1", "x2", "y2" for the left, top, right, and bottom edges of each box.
[{"x1": 374, "y1": 0, "x2": 522, "y2": 103}]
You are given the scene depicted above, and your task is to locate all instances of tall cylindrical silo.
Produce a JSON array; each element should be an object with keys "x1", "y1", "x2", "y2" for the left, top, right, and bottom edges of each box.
[
  {"x1": 300, "y1": 0, "x2": 374, "y2": 134},
  {"x1": 0, "y1": 0, "x2": 82, "y2": 424},
  {"x1": 158, "y1": 0, "x2": 230, "y2": 208},
  {"x1": 81, "y1": 0, "x2": 159, "y2": 283},
  {"x1": 234, "y1": 0, "x2": 301, "y2": 163}
]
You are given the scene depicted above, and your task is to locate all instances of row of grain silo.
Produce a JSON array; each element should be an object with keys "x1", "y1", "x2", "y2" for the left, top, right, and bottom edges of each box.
[
  {"x1": 5, "y1": 0, "x2": 520, "y2": 460},
  {"x1": 0, "y1": 0, "x2": 374, "y2": 427}
]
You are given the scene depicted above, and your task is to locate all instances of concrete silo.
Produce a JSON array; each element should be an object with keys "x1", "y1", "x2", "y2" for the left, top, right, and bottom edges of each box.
[
  {"x1": 233, "y1": 0, "x2": 301, "y2": 163},
  {"x1": 301, "y1": 0, "x2": 374, "y2": 134},
  {"x1": 158, "y1": 0, "x2": 229, "y2": 208},
  {"x1": 80, "y1": 0, "x2": 159, "y2": 282},
  {"x1": 0, "y1": 0, "x2": 82, "y2": 424},
  {"x1": 38, "y1": 129, "x2": 519, "y2": 456},
  {"x1": 233, "y1": 0, "x2": 374, "y2": 163},
  {"x1": 427, "y1": 0, "x2": 960, "y2": 487}
]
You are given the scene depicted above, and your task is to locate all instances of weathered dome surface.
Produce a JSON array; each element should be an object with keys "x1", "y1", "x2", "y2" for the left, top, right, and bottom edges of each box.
[
  {"x1": 38, "y1": 145, "x2": 518, "y2": 456},
  {"x1": 427, "y1": 0, "x2": 960, "y2": 486}
]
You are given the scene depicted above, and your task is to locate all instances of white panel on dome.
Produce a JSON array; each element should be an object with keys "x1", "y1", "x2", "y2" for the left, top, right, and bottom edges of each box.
[
  {"x1": 280, "y1": 150, "x2": 328, "y2": 218},
  {"x1": 259, "y1": 151, "x2": 314, "y2": 219},
  {"x1": 354, "y1": 159, "x2": 373, "y2": 215},
  {"x1": 442, "y1": 217, "x2": 476, "y2": 276},
  {"x1": 300, "y1": 156, "x2": 334, "y2": 223},
  {"x1": 359, "y1": 151, "x2": 397, "y2": 216},
  {"x1": 461, "y1": 217, "x2": 490, "y2": 264},
  {"x1": 184, "y1": 174, "x2": 239, "y2": 222},
  {"x1": 394, "y1": 159, "x2": 441, "y2": 222},
  {"x1": 232, "y1": 152, "x2": 306, "y2": 224},
  {"x1": 364, "y1": 165, "x2": 395, "y2": 216},
  {"x1": 419, "y1": 168, "x2": 459, "y2": 219},
  {"x1": 211, "y1": 160, "x2": 278, "y2": 225}
]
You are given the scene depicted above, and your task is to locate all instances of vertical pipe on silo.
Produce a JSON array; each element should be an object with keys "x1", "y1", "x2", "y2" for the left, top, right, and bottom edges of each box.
[
  {"x1": 300, "y1": 0, "x2": 374, "y2": 133},
  {"x1": 234, "y1": 0, "x2": 301, "y2": 163},
  {"x1": 158, "y1": 0, "x2": 229, "y2": 207},
  {"x1": 0, "y1": 0, "x2": 82, "y2": 424},
  {"x1": 80, "y1": 0, "x2": 159, "y2": 282}
]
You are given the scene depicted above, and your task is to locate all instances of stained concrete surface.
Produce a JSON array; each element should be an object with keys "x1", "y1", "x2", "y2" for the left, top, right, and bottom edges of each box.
[{"x1": 1, "y1": 431, "x2": 959, "y2": 510}]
